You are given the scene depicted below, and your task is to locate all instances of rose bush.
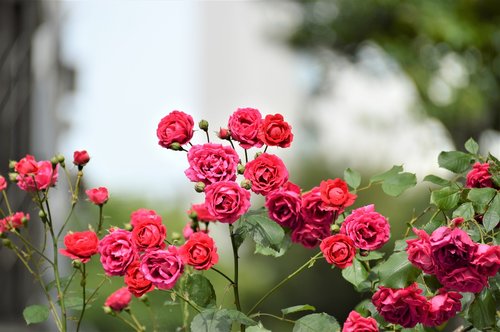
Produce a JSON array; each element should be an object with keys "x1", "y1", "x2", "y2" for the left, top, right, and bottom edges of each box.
[{"x1": 0, "y1": 109, "x2": 498, "y2": 332}]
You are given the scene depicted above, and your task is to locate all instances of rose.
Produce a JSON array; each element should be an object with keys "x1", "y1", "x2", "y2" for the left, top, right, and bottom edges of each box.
[
  {"x1": 140, "y1": 246, "x2": 184, "y2": 290},
  {"x1": 320, "y1": 234, "x2": 356, "y2": 268},
  {"x1": 227, "y1": 107, "x2": 263, "y2": 148},
  {"x1": 301, "y1": 187, "x2": 334, "y2": 226},
  {"x1": 183, "y1": 222, "x2": 195, "y2": 240},
  {"x1": 179, "y1": 232, "x2": 219, "y2": 270},
  {"x1": 125, "y1": 261, "x2": 154, "y2": 297},
  {"x1": 372, "y1": 283, "x2": 429, "y2": 328},
  {"x1": 86, "y1": 187, "x2": 109, "y2": 205},
  {"x1": 423, "y1": 290, "x2": 462, "y2": 327},
  {"x1": 340, "y1": 205, "x2": 390, "y2": 250},
  {"x1": 98, "y1": 228, "x2": 136, "y2": 276},
  {"x1": 59, "y1": 230, "x2": 98, "y2": 263},
  {"x1": 291, "y1": 222, "x2": 331, "y2": 248},
  {"x1": 130, "y1": 208, "x2": 162, "y2": 228},
  {"x1": 265, "y1": 189, "x2": 302, "y2": 228},
  {"x1": 0, "y1": 175, "x2": 7, "y2": 191},
  {"x1": 16, "y1": 156, "x2": 58, "y2": 192},
  {"x1": 156, "y1": 110, "x2": 194, "y2": 148},
  {"x1": 73, "y1": 150, "x2": 90, "y2": 167},
  {"x1": 204, "y1": 181, "x2": 251, "y2": 224},
  {"x1": 15, "y1": 155, "x2": 38, "y2": 175},
  {"x1": 429, "y1": 226, "x2": 476, "y2": 272},
  {"x1": 406, "y1": 228, "x2": 435, "y2": 274},
  {"x1": 131, "y1": 218, "x2": 166, "y2": 251},
  {"x1": 257, "y1": 113, "x2": 293, "y2": 148},
  {"x1": 472, "y1": 243, "x2": 500, "y2": 276},
  {"x1": 342, "y1": 311, "x2": 379, "y2": 332},
  {"x1": 185, "y1": 144, "x2": 240, "y2": 185},
  {"x1": 244, "y1": 153, "x2": 289, "y2": 195},
  {"x1": 319, "y1": 178, "x2": 356, "y2": 212},
  {"x1": 465, "y1": 162, "x2": 493, "y2": 188},
  {"x1": 104, "y1": 287, "x2": 132, "y2": 312},
  {"x1": 0, "y1": 212, "x2": 29, "y2": 233},
  {"x1": 188, "y1": 203, "x2": 217, "y2": 222},
  {"x1": 436, "y1": 266, "x2": 487, "y2": 293}
]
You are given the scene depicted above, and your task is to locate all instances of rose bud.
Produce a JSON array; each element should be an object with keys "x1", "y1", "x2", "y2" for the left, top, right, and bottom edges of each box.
[
  {"x1": 73, "y1": 150, "x2": 90, "y2": 167},
  {"x1": 218, "y1": 128, "x2": 230, "y2": 140},
  {"x1": 86, "y1": 187, "x2": 109, "y2": 205},
  {"x1": 104, "y1": 287, "x2": 132, "y2": 312},
  {"x1": 198, "y1": 119, "x2": 209, "y2": 131}
]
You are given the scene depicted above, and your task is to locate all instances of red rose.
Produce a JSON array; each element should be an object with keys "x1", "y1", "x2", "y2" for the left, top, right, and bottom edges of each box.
[
  {"x1": 406, "y1": 228, "x2": 435, "y2": 274},
  {"x1": 319, "y1": 178, "x2": 356, "y2": 213},
  {"x1": 156, "y1": 110, "x2": 194, "y2": 148},
  {"x1": 86, "y1": 187, "x2": 109, "y2": 205},
  {"x1": 372, "y1": 283, "x2": 429, "y2": 328},
  {"x1": 257, "y1": 113, "x2": 293, "y2": 148},
  {"x1": 265, "y1": 189, "x2": 302, "y2": 228},
  {"x1": 0, "y1": 212, "x2": 29, "y2": 233},
  {"x1": 59, "y1": 230, "x2": 98, "y2": 263},
  {"x1": 98, "y1": 228, "x2": 136, "y2": 276},
  {"x1": 244, "y1": 153, "x2": 289, "y2": 195},
  {"x1": 437, "y1": 266, "x2": 487, "y2": 293},
  {"x1": 301, "y1": 187, "x2": 334, "y2": 226},
  {"x1": 291, "y1": 222, "x2": 331, "y2": 248},
  {"x1": 132, "y1": 218, "x2": 166, "y2": 251},
  {"x1": 105, "y1": 287, "x2": 132, "y2": 312},
  {"x1": 73, "y1": 150, "x2": 90, "y2": 167},
  {"x1": 472, "y1": 243, "x2": 500, "y2": 277},
  {"x1": 185, "y1": 144, "x2": 240, "y2": 185},
  {"x1": 422, "y1": 290, "x2": 462, "y2": 327},
  {"x1": 465, "y1": 162, "x2": 493, "y2": 188},
  {"x1": 15, "y1": 155, "x2": 38, "y2": 175},
  {"x1": 179, "y1": 232, "x2": 219, "y2": 270},
  {"x1": 320, "y1": 234, "x2": 356, "y2": 268},
  {"x1": 429, "y1": 226, "x2": 476, "y2": 273},
  {"x1": 341, "y1": 205, "x2": 390, "y2": 250},
  {"x1": 0, "y1": 175, "x2": 7, "y2": 191},
  {"x1": 228, "y1": 107, "x2": 263, "y2": 149},
  {"x1": 188, "y1": 203, "x2": 217, "y2": 222},
  {"x1": 342, "y1": 311, "x2": 379, "y2": 332},
  {"x1": 125, "y1": 261, "x2": 154, "y2": 297},
  {"x1": 204, "y1": 181, "x2": 251, "y2": 224},
  {"x1": 15, "y1": 155, "x2": 58, "y2": 192},
  {"x1": 130, "y1": 208, "x2": 162, "y2": 228}
]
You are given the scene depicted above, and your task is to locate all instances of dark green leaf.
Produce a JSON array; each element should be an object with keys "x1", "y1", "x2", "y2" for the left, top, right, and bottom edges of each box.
[
  {"x1": 430, "y1": 187, "x2": 460, "y2": 210},
  {"x1": 342, "y1": 259, "x2": 369, "y2": 289},
  {"x1": 354, "y1": 299, "x2": 376, "y2": 317},
  {"x1": 452, "y1": 202, "x2": 474, "y2": 221},
  {"x1": 186, "y1": 274, "x2": 216, "y2": 309},
  {"x1": 438, "y1": 151, "x2": 473, "y2": 173},
  {"x1": 243, "y1": 213, "x2": 285, "y2": 251},
  {"x1": 466, "y1": 288, "x2": 496, "y2": 329},
  {"x1": 393, "y1": 238, "x2": 410, "y2": 252},
  {"x1": 467, "y1": 188, "x2": 496, "y2": 214},
  {"x1": 23, "y1": 305, "x2": 49, "y2": 325},
  {"x1": 356, "y1": 251, "x2": 385, "y2": 261},
  {"x1": 370, "y1": 165, "x2": 403, "y2": 183},
  {"x1": 375, "y1": 252, "x2": 421, "y2": 288},
  {"x1": 191, "y1": 309, "x2": 256, "y2": 332},
  {"x1": 423, "y1": 213, "x2": 446, "y2": 233},
  {"x1": 465, "y1": 138, "x2": 479, "y2": 154},
  {"x1": 292, "y1": 313, "x2": 340, "y2": 332},
  {"x1": 255, "y1": 234, "x2": 291, "y2": 257},
  {"x1": 483, "y1": 194, "x2": 500, "y2": 231},
  {"x1": 344, "y1": 168, "x2": 361, "y2": 190},
  {"x1": 281, "y1": 304, "x2": 316, "y2": 316},
  {"x1": 423, "y1": 174, "x2": 451, "y2": 187},
  {"x1": 381, "y1": 172, "x2": 417, "y2": 197}
]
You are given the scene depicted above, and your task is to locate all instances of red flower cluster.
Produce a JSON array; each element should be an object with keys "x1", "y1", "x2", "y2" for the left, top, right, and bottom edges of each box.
[
  {"x1": 0, "y1": 212, "x2": 29, "y2": 233},
  {"x1": 465, "y1": 162, "x2": 494, "y2": 188},
  {"x1": 14, "y1": 155, "x2": 58, "y2": 192}
]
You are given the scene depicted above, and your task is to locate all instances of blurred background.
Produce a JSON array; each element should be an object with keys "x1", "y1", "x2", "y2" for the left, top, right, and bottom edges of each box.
[{"x1": 0, "y1": 0, "x2": 499, "y2": 331}]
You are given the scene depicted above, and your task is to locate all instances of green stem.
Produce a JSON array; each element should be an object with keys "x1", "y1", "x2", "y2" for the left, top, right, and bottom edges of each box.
[
  {"x1": 249, "y1": 312, "x2": 295, "y2": 325},
  {"x1": 57, "y1": 203, "x2": 76, "y2": 240},
  {"x1": 126, "y1": 309, "x2": 145, "y2": 332},
  {"x1": 76, "y1": 265, "x2": 87, "y2": 332},
  {"x1": 205, "y1": 130, "x2": 210, "y2": 143},
  {"x1": 2, "y1": 191, "x2": 12, "y2": 215},
  {"x1": 11, "y1": 229, "x2": 54, "y2": 264},
  {"x1": 229, "y1": 224, "x2": 245, "y2": 332},
  {"x1": 165, "y1": 290, "x2": 202, "y2": 313},
  {"x1": 244, "y1": 150, "x2": 248, "y2": 164},
  {"x1": 85, "y1": 276, "x2": 108, "y2": 305},
  {"x1": 247, "y1": 252, "x2": 322, "y2": 315},
  {"x1": 96, "y1": 205, "x2": 104, "y2": 236},
  {"x1": 404, "y1": 206, "x2": 433, "y2": 237},
  {"x1": 115, "y1": 313, "x2": 142, "y2": 332},
  {"x1": 211, "y1": 266, "x2": 235, "y2": 284}
]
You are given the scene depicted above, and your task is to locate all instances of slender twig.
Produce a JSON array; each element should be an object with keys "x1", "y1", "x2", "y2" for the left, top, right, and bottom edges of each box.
[
  {"x1": 244, "y1": 150, "x2": 249, "y2": 164},
  {"x1": 76, "y1": 264, "x2": 87, "y2": 332},
  {"x1": 249, "y1": 312, "x2": 295, "y2": 325},
  {"x1": 211, "y1": 266, "x2": 235, "y2": 284},
  {"x1": 96, "y1": 205, "x2": 104, "y2": 236},
  {"x1": 11, "y1": 229, "x2": 54, "y2": 264},
  {"x1": 205, "y1": 130, "x2": 210, "y2": 143},
  {"x1": 229, "y1": 224, "x2": 245, "y2": 332},
  {"x1": 2, "y1": 191, "x2": 12, "y2": 215},
  {"x1": 114, "y1": 313, "x2": 142, "y2": 331}
]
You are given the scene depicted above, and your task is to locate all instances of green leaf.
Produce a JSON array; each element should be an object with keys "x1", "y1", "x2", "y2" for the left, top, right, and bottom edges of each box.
[
  {"x1": 467, "y1": 188, "x2": 496, "y2": 214},
  {"x1": 342, "y1": 259, "x2": 369, "y2": 290},
  {"x1": 45, "y1": 275, "x2": 73, "y2": 292},
  {"x1": 375, "y1": 252, "x2": 421, "y2": 288},
  {"x1": 354, "y1": 299, "x2": 376, "y2": 317},
  {"x1": 281, "y1": 304, "x2": 316, "y2": 316},
  {"x1": 452, "y1": 202, "x2": 475, "y2": 221},
  {"x1": 393, "y1": 239, "x2": 410, "y2": 252},
  {"x1": 344, "y1": 168, "x2": 361, "y2": 190},
  {"x1": 423, "y1": 213, "x2": 446, "y2": 233},
  {"x1": 64, "y1": 296, "x2": 84, "y2": 311},
  {"x1": 243, "y1": 213, "x2": 285, "y2": 252},
  {"x1": 356, "y1": 251, "x2": 385, "y2": 261},
  {"x1": 438, "y1": 151, "x2": 473, "y2": 173},
  {"x1": 483, "y1": 194, "x2": 500, "y2": 231},
  {"x1": 247, "y1": 323, "x2": 271, "y2": 332},
  {"x1": 23, "y1": 305, "x2": 49, "y2": 325},
  {"x1": 186, "y1": 274, "x2": 216, "y2": 309},
  {"x1": 465, "y1": 138, "x2": 479, "y2": 154},
  {"x1": 370, "y1": 165, "x2": 403, "y2": 183},
  {"x1": 255, "y1": 234, "x2": 291, "y2": 257},
  {"x1": 292, "y1": 313, "x2": 340, "y2": 332},
  {"x1": 381, "y1": 172, "x2": 417, "y2": 197},
  {"x1": 191, "y1": 309, "x2": 257, "y2": 332},
  {"x1": 430, "y1": 187, "x2": 460, "y2": 210},
  {"x1": 423, "y1": 174, "x2": 451, "y2": 187},
  {"x1": 466, "y1": 288, "x2": 496, "y2": 329}
]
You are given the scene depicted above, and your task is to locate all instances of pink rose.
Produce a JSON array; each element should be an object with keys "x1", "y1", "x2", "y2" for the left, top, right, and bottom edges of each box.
[
  {"x1": 105, "y1": 287, "x2": 132, "y2": 312},
  {"x1": 131, "y1": 218, "x2": 166, "y2": 251},
  {"x1": 228, "y1": 107, "x2": 263, "y2": 149},
  {"x1": 179, "y1": 232, "x2": 219, "y2": 270},
  {"x1": 472, "y1": 243, "x2": 500, "y2": 277},
  {"x1": 319, "y1": 178, "x2": 356, "y2": 213},
  {"x1": 406, "y1": 228, "x2": 435, "y2": 274},
  {"x1": 244, "y1": 153, "x2": 289, "y2": 195},
  {"x1": 291, "y1": 222, "x2": 331, "y2": 248},
  {"x1": 0, "y1": 212, "x2": 29, "y2": 233},
  {"x1": 341, "y1": 205, "x2": 390, "y2": 250},
  {"x1": 204, "y1": 181, "x2": 251, "y2": 224},
  {"x1": 98, "y1": 228, "x2": 136, "y2": 276},
  {"x1": 130, "y1": 208, "x2": 162, "y2": 228},
  {"x1": 372, "y1": 283, "x2": 429, "y2": 328},
  {"x1": 15, "y1": 155, "x2": 38, "y2": 175},
  {"x1": 0, "y1": 175, "x2": 7, "y2": 191},
  {"x1": 265, "y1": 189, "x2": 302, "y2": 228},
  {"x1": 429, "y1": 226, "x2": 476, "y2": 273},
  {"x1": 423, "y1": 290, "x2": 462, "y2": 327},
  {"x1": 188, "y1": 203, "x2": 217, "y2": 222},
  {"x1": 185, "y1": 144, "x2": 239, "y2": 185},
  {"x1": 73, "y1": 150, "x2": 90, "y2": 167},
  {"x1": 257, "y1": 113, "x2": 293, "y2": 148},
  {"x1": 156, "y1": 110, "x2": 194, "y2": 148},
  {"x1": 86, "y1": 187, "x2": 109, "y2": 205},
  {"x1": 465, "y1": 162, "x2": 493, "y2": 188},
  {"x1": 320, "y1": 234, "x2": 357, "y2": 268},
  {"x1": 183, "y1": 222, "x2": 195, "y2": 240},
  {"x1": 140, "y1": 246, "x2": 184, "y2": 290},
  {"x1": 16, "y1": 155, "x2": 58, "y2": 192},
  {"x1": 59, "y1": 230, "x2": 99, "y2": 263},
  {"x1": 342, "y1": 311, "x2": 378, "y2": 332},
  {"x1": 436, "y1": 266, "x2": 487, "y2": 293},
  {"x1": 301, "y1": 187, "x2": 334, "y2": 226}
]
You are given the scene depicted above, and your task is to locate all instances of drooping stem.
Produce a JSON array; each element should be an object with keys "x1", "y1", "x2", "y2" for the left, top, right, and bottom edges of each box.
[
  {"x1": 247, "y1": 252, "x2": 322, "y2": 315},
  {"x1": 229, "y1": 224, "x2": 245, "y2": 332},
  {"x1": 76, "y1": 264, "x2": 87, "y2": 332}
]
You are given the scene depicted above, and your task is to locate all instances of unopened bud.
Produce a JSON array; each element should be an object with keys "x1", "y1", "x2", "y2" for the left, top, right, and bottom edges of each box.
[
  {"x1": 72, "y1": 260, "x2": 82, "y2": 269},
  {"x1": 124, "y1": 223, "x2": 133, "y2": 231},
  {"x1": 50, "y1": 157, "x2": 59, "y2": 166},
  {"x1": 254, "y1": 152, "x2": 262, "y2": 159},
  {"x1": 38, "y1": 210, "x2": 46, "y2": 219},
  {"x1": 56, "y1": 154, "x2": 65, "y2": 163},
  {"x1": 188, "y1": 210, "x2": 198, "y2": 220},
  {"x1": 103, "y1": 306, "x2": 113, "y2": 315},
  {"x1": 359, "y1": 250, "x2": 370, "y2": 257},
  {"x1": 171, "y1": 232, "x2": 181, "y2": 241},
  {"x1": 237, "y1": 164, "x2": 245, "y2": 175},
  {"x1": 21, "y1": 216, "x2": 29, "y2": 226},
  {"x1": 240, "y1": 179, "x2": 252, "y2": 190},
  {"x1": 8, "y1": 173, "x2": 18, "y2": 182},
  {"x1": 2, "y1": 238, "x2": 12, "y2": 249},
  {"x1": 451, "y1": 217, "x2": 464, "y2": 227},
  {"x1": 331, "y1": 224, "x2": 340, "y2": 233},
  {"x1": 199, "y1": 119, "x2": 209, "y2": 131},
  {"x1": 170, "y1": 142, "x2": 182, "y2": 151},
  {"x1": 194, "y1": 182, "x2": 206, "y2": 193},
  {"x1": 218, "y1": 128, "x2": 230, "y2": 140},
  {"x1": 8, "y1": 160, "x2": 17, "y2": 170}
]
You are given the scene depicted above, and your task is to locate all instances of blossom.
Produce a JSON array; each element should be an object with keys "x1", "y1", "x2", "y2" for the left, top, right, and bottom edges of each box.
[
  {"x1": 228, "y1": 107, "x2": 263, "y2": 149},
  {"x1": 406, "y1": 228, "x2": 435, "y2": 274},
  {"x1": 130, "y1": 208, "x2": 162, "y2": 228},
  {"x1": 291, "y1": 222, "x2": 331, "y2": 249},
  {"x1": 0, "y1": 212, "x2": 29, "y2": 233},
  {"x1": 342, "y1": 311, "x2": 378, "y2": 332},
  {"x1": 86, "y1": 187, "x2": 109, "y2": 205},
  {"x1": 73, "y1": 150, "x2": 90, "y2": 167},
  {"x1": 422, "y1": 290, "x2": 462, "y2": 327},
  {"x1": 0, "y1": 175, "x2": 7, "y2": 191},
  {"x1": 244, "y1": 153, "x2": 289, "y2": 195},
  {"x1": 131, "y1": 218, "x2": 166, "y2": 251},
  {"x1": 257, "y1": 113, "x2": 293, "y2": 148},
  {"x1": 156, "y1": 110, "x2": 194, "y2": 148},
  {"x1": 340, "y1": 205, "x2": 390, "y2": 250},
  {"x1": 179, "y1": 232, "x2": 219, "y2": 270},
  {"x1": 59, "y1": 230, "x2": 99, "y2": 263},
  {"x1": 472, "y1": 243, "x2": 500, "y2": 277},
  {"x1": 465, "y1": 162, "x2": 493, "y2": 188},
  {"x1": 188, "y1": 203, "x2": 217, "y2": 222},
  {"x1": 98, "y1": 229, "x2": 136, "y2": 276},
  {"x1": 125, "y1": 261, "x2": 154, "y2": 297},
  {"x1": 429, "y1": 226, "x2": 475, "y2": 272},
  {"x1": 301, "y1": 187, "x2": 334, "y2": 226},
  {"x1": 319, "y1": 178, "x2": 356, "y2": 213},
  {"x1": 265, "y1": 189, "x2": 302, "y2": 228},
  {"x1": 105, "y1": 287, "x2": 132, "y2": 312},
  {"x1": 204, "y1": 181, "x2": 251, "y2": 224},
  {"x1": 437, "y1": 266, "x2": 487, "y2": 293},
  {"x1": 320, "y1": 234, "x2": 357, "y2": 268},
  {"x1": 15, "y1": 155, "x2": 58, "y2": 192},
  {"x1": 140, "y1": 246, "x2": 184, "y2": 290},
  {"x1": 185, "y1": 144, "x2": 239, "y2": 185}
]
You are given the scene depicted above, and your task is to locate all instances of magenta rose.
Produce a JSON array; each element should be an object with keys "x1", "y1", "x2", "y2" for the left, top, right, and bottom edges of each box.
[
  {"x1": 98, "y1": 228, "x2": 136, "y2": 276},
  {"x1": 429, "y1": 226, "x2": 476, "y2": 272},
  {"x1": 257, "y1": 113, "x2": 293, "y2": 148},
  {"x1": 423, "y1": 289, "x2": 462, "y2": 327},
  {"x1": 244, "y1": 153, "x2": 289, "y2": 195},
  {"x1": 472, "y1": 244, "x2": 500, "y2": 277},
  {"x1": 342, "y1": 311, "x2": 378, "y2": 332},
  {"x1": 105, "y1": 287, "x2": 132, "y2": 312},
  {"x1": 228, "y1": 107, "x2": 263, "y2": 149},
  {"x1": 265, "y1": 189, "x2": 302, "y2": 228},
  {"x1": 437, "y1": 266, "x2": 488, "y2": 293},
  {"x1": 204, "y1": 181, "x2": 251, "y2": 224},
  {"x1": 140, "y1": 246, "x2": 184, "y2": 290},
  {"x1": 156, "y1": 110, "x2": 194, "y2": 148},
  {"x1": 406, "y1": 228, "x2": 435, "y2": 274},
  {"x1": 465, "y1": 162, "x2": 493, "y2": 188},
  {"x1": 130, "y1": 208, "x2": 162, "y2": 228},
  {"x1": 320, "y1": 234, "x2": 357, "y2": 269},
  {"x1": 0, "y1": 175, "x2": 7, "y2": 191},
  {"x1": 341, "y1": 205, "x2": 390, "y2": 250},
  {"x1": 131, "y1": 218, "x2": 166, "y2": 251},
  {"x1": 185, "y1": 144, "x2": 239, "y2": 185},
  {"x1": 16, "y1": 155, "x2": 58, "y2": 192},
  {"x1": 86, "y1": 187, "x2": 109, "y2": 205},
  {"x1": 301, "y1": 187, "x2": 334, "y2": 226},
  {"x1": 319, "y1": 178, "x2": 356, "y2": 213},
  {"x1": 372, "y1": 283, "x2": 429, "y2": 328},
  {"x1": 291, "y1": 222, "x2": 331, "y2": 248}
]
